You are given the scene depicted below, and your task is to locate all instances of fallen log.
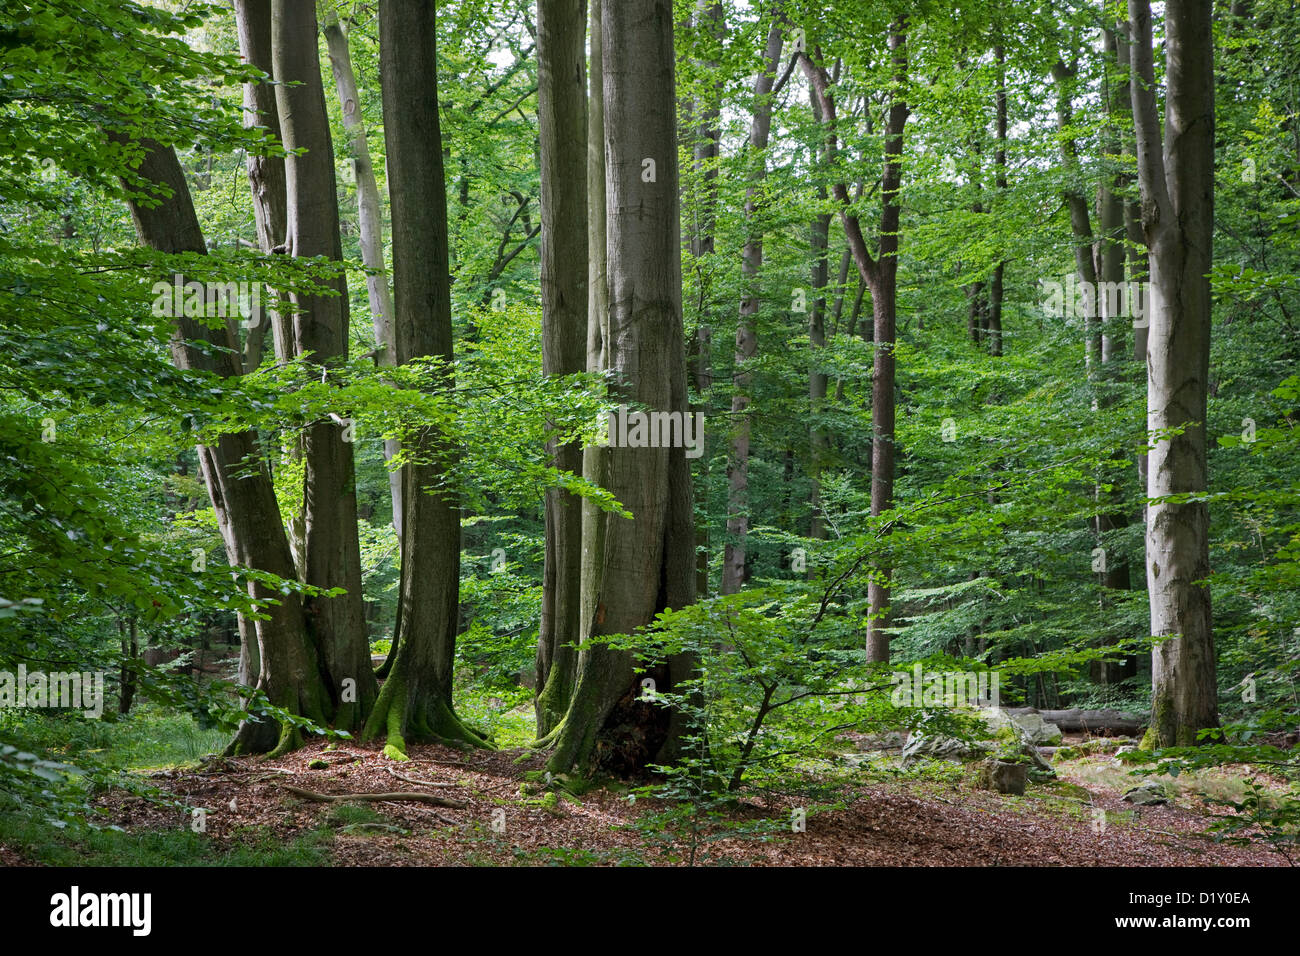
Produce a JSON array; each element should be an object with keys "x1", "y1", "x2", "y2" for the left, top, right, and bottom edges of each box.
[
  {"x1": 1005, "y1": 707, "x2": 1144, "y2": 736},
  {"x1": 280, "y1": 784, "x2": 467, "y2": 809}
]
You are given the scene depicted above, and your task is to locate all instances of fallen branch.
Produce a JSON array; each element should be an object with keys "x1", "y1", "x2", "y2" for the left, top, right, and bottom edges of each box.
[
  {"x1": 386, "y1": 766, "x2": 457, "y2": 788},
  {"x1": 281, "y1": 784, "x2": 467, "y2": 809}
]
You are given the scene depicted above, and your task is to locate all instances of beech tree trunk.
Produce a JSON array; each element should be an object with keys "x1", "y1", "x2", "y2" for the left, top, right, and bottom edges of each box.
[
  {"x1": 232, "y1": 0, "x2": 288, "y2": 687},
  {"x1": 1129, "y1": 0, "x2": 1217, "y2": 747},
  {"x1": 535, "y1": 0, "x2": 588, "y2": 736},
  {"x1": 363, "y1": 0, "x2": 485, "y2": 755},
  {"x1": 272, "y1": 0, "x2": 376, "y2": 731},
  {"x1": 545, "y1": 0, "x2": 696, "y2": 775},
  {"x1": 988, "y1": 42, "x2": 1006, "y2": 357}
]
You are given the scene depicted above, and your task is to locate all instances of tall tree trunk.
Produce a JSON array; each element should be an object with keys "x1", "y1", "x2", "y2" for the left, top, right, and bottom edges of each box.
[
  {"x1": 1118, "y1": 19, "x2": 1151, "y2": 522},
  {"x1": 321, "y1": 5, "x2": 403, "y2": 542},
  {"x1": 722, "y1": 14, "x2": 784, "y2": 596},
  {"x1": 1129, "y1": 0, "x2": 1217, "y2": 747},
  {"x1": 115, "y1": 136, "x2": 327, "y2": 756},
  {"x1": 545, "y1": 0, "x2": 696, "y2": 775},
  {"x1": 1052, "y1": 58, "x2": 1102, "y2": 370},
  {"x1": 363, "y1": 0, "x2": 485, "y2": 755},
  {"x1": 272, "y1": 0, "x2": 376, "y2": 731},
  {"x1": 865, "y1": 22, "x2": 907, "y2": 662},
  {"x1": 966, "y1": 117, "x2": 986, "y2": 347},
  {"x1": 534, "y1": 0, "x2": 588, "y2": 736}
]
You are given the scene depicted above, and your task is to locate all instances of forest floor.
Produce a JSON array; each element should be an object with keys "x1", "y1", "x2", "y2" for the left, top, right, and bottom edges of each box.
[{"x1": 6, "y1": 735, "x2": 1285, "y2": 867}]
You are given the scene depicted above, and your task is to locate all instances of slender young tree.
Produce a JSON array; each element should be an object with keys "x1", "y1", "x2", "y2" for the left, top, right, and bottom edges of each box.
[
  {"x1": 685, "y1": 0, "x2": 725, "y2": 595},
  {"x1": 1129, "y1": 0, "x2": 1217, "y2": 746},
  {"x1": 321, "y1": 2, "x2": 403, "y2": 541},
  {"x1": 722, "y1": 12, "x2": 784, "y2": 596}
]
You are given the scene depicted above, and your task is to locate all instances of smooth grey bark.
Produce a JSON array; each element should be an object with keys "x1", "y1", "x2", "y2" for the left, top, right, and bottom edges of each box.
[
  {"x1": 1129, "y1": 0, "x2": 1217, "y2": 746},
  {"x1": 722, "y1": 14, "x2": 784, "y2": 596},
  {"x1": 1118, "y1": 20, "x2": 1152, "y2": 518},
  {"x1": 272, "y1": 0, "x2": 376, "y2": 731},
  {"x1": 321, "y1": 4, "x2": 404, "y2": 543},
  {"x1": 115, "y1": 136, "x2": 326, "y2": 756},
  {"x1": 364, "y1": 0, "x2": 484, "y2": 752},
  {"x1": 546, "y1": 0, "x2": 696, "y2": 775},
  {"x1": 535, "y1": 0, "x2": 588, "y2": 736}
]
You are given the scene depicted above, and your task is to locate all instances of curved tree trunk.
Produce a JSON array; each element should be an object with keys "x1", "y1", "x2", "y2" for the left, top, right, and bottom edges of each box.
[
  {"x1": 115, "y1": 136, "x2": 327, "y2": 757},
  {"x1": 800, "y1": 20, "x2": 908, "y2": 662}
]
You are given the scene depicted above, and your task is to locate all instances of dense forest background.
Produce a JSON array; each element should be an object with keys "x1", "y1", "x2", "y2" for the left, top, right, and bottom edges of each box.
[{"x1": 0, "y1": 0, "x2": 1297, "y2": 866}]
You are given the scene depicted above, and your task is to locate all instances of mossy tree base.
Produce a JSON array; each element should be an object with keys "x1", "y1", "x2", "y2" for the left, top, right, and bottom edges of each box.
[{"x1": 361, "y1": 669, "x2": 492, "y2": 760}]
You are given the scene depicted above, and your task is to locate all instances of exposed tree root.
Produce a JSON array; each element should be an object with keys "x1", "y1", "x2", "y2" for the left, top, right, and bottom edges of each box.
[{"x1": 280, "y1": 784, "x2": 466, "y2": 809}]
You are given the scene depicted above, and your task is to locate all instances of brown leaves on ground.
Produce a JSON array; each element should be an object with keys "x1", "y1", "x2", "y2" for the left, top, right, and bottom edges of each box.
[{"x1": 10, "y1": 740, "x2": 1287, "y2": 866}]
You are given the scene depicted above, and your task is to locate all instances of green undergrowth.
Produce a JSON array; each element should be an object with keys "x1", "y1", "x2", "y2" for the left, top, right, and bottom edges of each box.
[
  {"x1": 1, "y1": 703, "x2": 228, "y2": 771},
  {"x1": 0, "y1": 814, "x2": 333, "y2": 866}
]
